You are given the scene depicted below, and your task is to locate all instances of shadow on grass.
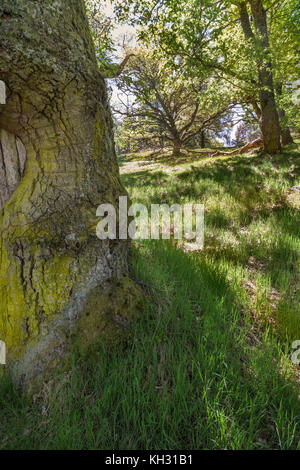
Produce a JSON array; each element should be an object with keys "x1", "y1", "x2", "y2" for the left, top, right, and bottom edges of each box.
[
  {"x1": 121, "y1": 147, "x2": 300, "y2": 339},
  {"x1": 0, "y1": 241, "x2": 299, "y2": 450}
]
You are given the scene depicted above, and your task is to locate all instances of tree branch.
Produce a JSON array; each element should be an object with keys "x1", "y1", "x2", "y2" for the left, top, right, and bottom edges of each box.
[{"x1": 100, "y1": 54, "x2": 135, "y2": 79}]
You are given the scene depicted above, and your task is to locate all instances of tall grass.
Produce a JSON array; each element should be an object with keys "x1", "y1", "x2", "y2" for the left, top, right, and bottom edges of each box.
[
  {"x1": 122, "y1": 147, "x2": 300, "y2": 340},
  {"x1": 0, "y1": 146, "x2": 299, "y2": 449}
]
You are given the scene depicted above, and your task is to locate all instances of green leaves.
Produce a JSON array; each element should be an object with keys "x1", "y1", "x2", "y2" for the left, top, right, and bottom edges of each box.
[
  {"x1": 86, "y1": 0, "x2": 116, "y2": 68},
  {"x1": 113, "y1": 0, "x2": 299, "y2": 143}
]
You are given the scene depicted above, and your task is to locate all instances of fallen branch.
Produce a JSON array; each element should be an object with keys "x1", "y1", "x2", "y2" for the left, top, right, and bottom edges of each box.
[{"x1": 211, "y1": 138, "x2": 263, "y2": 157}]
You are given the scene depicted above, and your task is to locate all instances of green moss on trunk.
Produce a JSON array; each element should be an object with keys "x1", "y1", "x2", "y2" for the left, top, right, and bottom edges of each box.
[{"x1": 0, "y1": 0, "x2": 142, "y2": 388}]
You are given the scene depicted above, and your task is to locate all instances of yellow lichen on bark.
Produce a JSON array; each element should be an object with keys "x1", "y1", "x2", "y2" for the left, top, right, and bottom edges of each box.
[{"x1": 0, "y1": 0, "x2": 143, "y2": 388}]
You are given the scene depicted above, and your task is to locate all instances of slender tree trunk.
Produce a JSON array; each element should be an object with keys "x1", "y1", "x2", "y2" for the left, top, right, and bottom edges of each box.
[
  {"x1": 250, "y1": 99, "x2": 262, "y2": 133},
  {"x1": 276, "y1": 83, "x2": 294, "y2": 145},
  {"x1": 280, "y1": 127, "x2": 294, "y2": 146},
  {"x1": 0, "y1": 0, "x2": 142, "y2": 389},
  {"x1": 159, "y1": 136, "x2": 165, "y2": 150},
  {"x1": 200, "y1": 131, "x2": 206, "y2": 149},
  {"x1": 239, "y1": 1, "x2": 281, "y2": 153}
]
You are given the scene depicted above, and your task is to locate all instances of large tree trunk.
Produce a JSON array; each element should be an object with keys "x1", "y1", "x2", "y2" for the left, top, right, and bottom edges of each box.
[
  {"x1": 172, "y1": 136, "x2": 182, "y2": 156},
  {"x1": 0, "y1": 0, "x2": 142, "y2": 389},
  {"x1": 276, "y1": 83, "x2": 294, "y2": 145},
  {"x1": 249, "y1": 0, "x2": 281, "y2": 153},
  {"x1": 172, "y1": 144, "x2": 181, "y2": 156},
  {"x1": 239, "y1": 1, "x2": 281, "y2": 153}
]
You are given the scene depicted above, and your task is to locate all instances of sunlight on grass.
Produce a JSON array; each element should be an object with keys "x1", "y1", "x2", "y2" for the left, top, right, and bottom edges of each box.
[
  {"x1": 121, "y1": 147, "x2": 300, "y2": 340},
  {"x1": 0, "y1": 146, "x2": 299, "y2": 450}
]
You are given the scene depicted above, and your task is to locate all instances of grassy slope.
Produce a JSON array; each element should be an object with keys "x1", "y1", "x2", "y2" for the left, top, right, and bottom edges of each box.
[{"x1": 0, "y1": 145, "x2": 299, "y2": 450}]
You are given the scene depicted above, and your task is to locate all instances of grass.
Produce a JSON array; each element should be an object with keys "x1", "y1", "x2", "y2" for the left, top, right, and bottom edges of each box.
[
  {"x1": 122, "y1": 145, "x2": 300, "y2": 340},
  {"x1": 0, "y1": 144, "x2": 299, "y2": 450}
]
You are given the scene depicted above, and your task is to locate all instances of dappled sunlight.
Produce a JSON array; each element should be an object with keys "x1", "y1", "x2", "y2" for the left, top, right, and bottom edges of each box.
[{"x1": 121, "y1": 146, "x2": 300, "y2": 341}]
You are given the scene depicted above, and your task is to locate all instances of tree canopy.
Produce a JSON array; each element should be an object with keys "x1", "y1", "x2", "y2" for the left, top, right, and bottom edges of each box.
[{"x1": 113, "y1": 0, "x2": 300, "y2": 153}]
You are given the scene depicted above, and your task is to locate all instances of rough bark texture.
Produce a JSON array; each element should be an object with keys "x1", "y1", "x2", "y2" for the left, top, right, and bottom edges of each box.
[
  {"x1": 239, "y1": 1, "x2": 281, "y2": 153},
  {"x1": 172, "y1": 139, "x2": 182, "y2": 156},
  {"x1": 280, "y1": 127, "x2": 294, "y2": 146},
  {"x1": 0, "y1": 0, "x2": 143, "y2": 389},
  {"x1": 0, "y1": 129, "x2": 26, "y2": 208},
  {"x1": 276, "y1": 83, "x2": 294, "y2": 146},
  {"x1": 200, "y1": 131, "x2": 206, "y2": 149}
]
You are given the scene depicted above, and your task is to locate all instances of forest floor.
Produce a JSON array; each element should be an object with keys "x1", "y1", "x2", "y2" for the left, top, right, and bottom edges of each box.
[{"x1": 0, "y1": 143, "x2": 299, "y2": 450}]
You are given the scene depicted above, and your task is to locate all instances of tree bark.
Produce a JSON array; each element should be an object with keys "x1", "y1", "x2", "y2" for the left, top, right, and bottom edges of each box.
[
  {"x1": 171, "y1": 127, "x2": 183, "y2": 155},
  {"x1": 280, "y1": 127, "x2": 294, "y2": 146},
  {"x1": 239, "y1": 1, "x2": 281, "y2": 153},
  {"x1": 249, "y1": 0, "x2": 281, "y2": 153},
  {"x1": 172, "y1": 140, "x2": 182, "y2": 156},
  {"x1": 101, "y1": 54, "x2": 135, "y2": 78},
  {"x1": 0, "y1": 0, "x2": 142, "y2": 389},
  {"x1": 276, "y1": 83, "x2": 294, "y2": 145},
  {"x1": 200, "y1": 131, "x2": 206, "y2": 149}
]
